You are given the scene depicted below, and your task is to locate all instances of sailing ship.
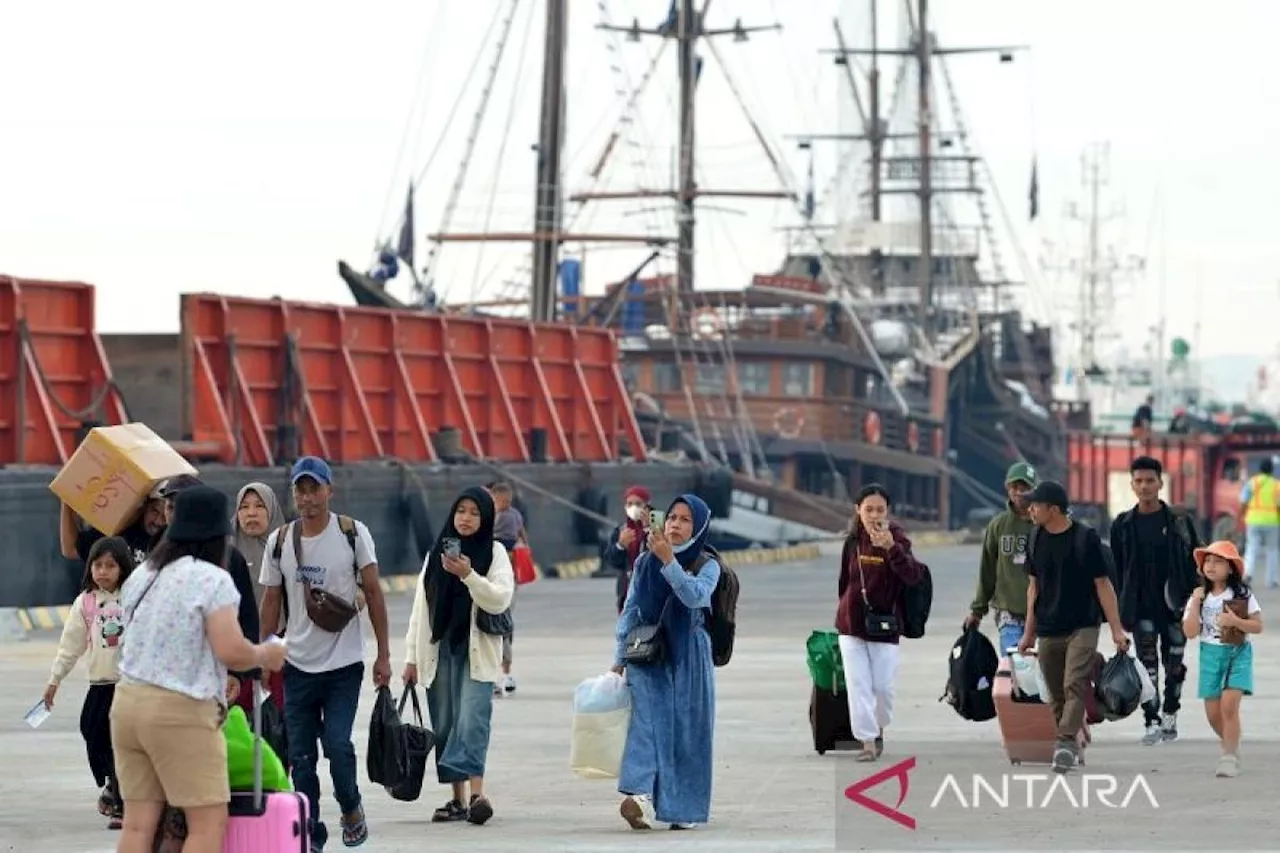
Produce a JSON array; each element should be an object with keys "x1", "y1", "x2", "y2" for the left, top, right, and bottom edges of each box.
[{"x1": 339, "y1": 0, "x2": 1063, "y2": 531}]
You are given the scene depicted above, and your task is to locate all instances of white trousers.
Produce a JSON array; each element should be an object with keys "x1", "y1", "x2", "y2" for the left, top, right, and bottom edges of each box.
[{"x1": 838, "y1": 635, "x2": 901, "y2": 742}]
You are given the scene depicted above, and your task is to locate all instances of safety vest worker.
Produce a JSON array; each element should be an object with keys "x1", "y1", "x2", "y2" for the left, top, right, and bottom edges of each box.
[{"x1": 1243, "y1": 465, "x2": 1280, "y2": 527}]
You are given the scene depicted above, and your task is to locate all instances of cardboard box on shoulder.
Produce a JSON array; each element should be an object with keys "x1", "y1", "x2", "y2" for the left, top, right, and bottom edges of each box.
[{"x1": 50, "y1": 423, "x2": 197, "y2": 537}]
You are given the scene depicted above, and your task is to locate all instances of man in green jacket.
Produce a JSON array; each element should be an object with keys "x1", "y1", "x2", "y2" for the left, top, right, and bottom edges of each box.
[{"x1": 964, "y1": 462, "x2": 1039, "y2": 653}]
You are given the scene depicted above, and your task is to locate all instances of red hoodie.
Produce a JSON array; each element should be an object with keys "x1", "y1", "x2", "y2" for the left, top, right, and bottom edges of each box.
[{"x1": 835, "y1": 521, "x2": 924, "y2": 644}]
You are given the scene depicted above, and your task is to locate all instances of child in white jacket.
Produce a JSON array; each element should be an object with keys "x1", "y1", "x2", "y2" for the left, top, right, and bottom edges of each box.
[{"x1": 44, "y1": 536, "x2": 135, "y2": 830}]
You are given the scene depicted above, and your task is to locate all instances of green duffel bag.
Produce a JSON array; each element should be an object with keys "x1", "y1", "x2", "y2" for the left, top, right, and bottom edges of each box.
[{"x1": 806, "y1": 629, "x2": 846, "y2": 692}]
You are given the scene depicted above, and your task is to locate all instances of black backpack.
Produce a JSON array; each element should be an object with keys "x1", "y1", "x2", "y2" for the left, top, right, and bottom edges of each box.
[
  {"x1": 1028, "y1": 520, "x2": 1117, "y2": 583},
  {"x1": 692, "y1": 545, "x2": 740, "y2": 667},
  {"x1": 1028, "y1": 520, "x2": 1117, "y2": 621},
  {"x1": 901, "y1": 561, "x2": 933, "y2": 639},
  {"x1": 939, "y1": 627, "x2": 998, "y2": 722}
]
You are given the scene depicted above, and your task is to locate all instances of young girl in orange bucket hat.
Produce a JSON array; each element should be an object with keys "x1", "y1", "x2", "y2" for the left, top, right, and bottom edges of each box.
[{"x1": 1181, "y1": 540, "x2": 1264, "y2": 778}]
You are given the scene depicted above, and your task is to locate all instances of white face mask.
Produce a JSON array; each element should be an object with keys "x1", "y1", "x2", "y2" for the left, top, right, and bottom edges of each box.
[{"x1": 626, "y1": 505, "x2": 647, "y2": 522}]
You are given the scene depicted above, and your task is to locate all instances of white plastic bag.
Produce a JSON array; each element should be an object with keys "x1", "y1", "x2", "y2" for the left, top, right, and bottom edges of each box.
[
  {"x1": 1009, "y1": 652, "x2": 1047, "y2": 700},
  {"x1": 574, "y1": 672, "x2": 631, "y2": 715},
  {"x1": 571, "y1": 673, "x2": 632, "y2": 780},
  {"x1": 1130, "y1": 647, "x2": 1156, "y2": 705}
]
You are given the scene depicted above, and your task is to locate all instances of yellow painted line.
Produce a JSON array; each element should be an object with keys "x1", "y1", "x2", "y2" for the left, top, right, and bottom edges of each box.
[
  {"x1": 379, "y1": 575, "x2": 419, "y2": 595},
  {"x1": 15, "y1": 606, "x2": 73, "y2": 631},
  {"x1": 548, "y1": 541, "x2": 823, "y2": 580},
  {"x1": 378, "y1": 560, "x2": 547, "y2": 595},
  {"x1": 910, "y1": 530, "x2": 970, "y2": 548}
]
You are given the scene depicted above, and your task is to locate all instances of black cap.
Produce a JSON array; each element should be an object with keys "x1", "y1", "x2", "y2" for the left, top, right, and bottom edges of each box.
[
  {"x1": 1025, "y1": 480, "x2": 1069, "y2": 511},
  {"x1": 158, "y1": 474, "x2": 204, "y2": 498},
  {"x1": 165, "y1": 486, "x2": 231, "y2": 544}
]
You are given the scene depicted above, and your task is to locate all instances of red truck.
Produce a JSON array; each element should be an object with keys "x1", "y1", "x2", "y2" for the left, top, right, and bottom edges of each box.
[{"x1": 1065, "y1": 430, "x2": 1280, "y2": 542}]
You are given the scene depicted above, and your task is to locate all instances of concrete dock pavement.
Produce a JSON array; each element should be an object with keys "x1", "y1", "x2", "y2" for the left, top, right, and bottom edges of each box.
[{"x1": 3, "y1": 541, "x2": 1279, "y2": 851}]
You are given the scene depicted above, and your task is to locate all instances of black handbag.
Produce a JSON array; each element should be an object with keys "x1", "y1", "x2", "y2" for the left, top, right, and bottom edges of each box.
[
  {"x1": 622, "y1": 597, "x2": 672, "y2": 665},
  {"x1": 858, "y1": 551, "x2": 900, "y2": 641},
  {"x1": 387, "y1": 686, "x2": 435, "y2": 802},
  {"x1": 476, "y1": 608, "x2": 513, "y2": 636}
]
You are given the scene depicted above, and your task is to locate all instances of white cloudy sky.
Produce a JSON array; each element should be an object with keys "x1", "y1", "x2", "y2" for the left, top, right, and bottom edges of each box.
[{"x1": 1, "y1": 0, "x2": 1276, "y2": 375}]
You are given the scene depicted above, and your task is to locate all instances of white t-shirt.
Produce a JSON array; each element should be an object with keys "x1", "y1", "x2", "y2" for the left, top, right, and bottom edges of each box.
[
  {"x1": 119, "y1": 557, "x2": 241, "y2": 702},
  {"x1": 1185, "y1": 588, "x2": 1262, "y2": 645},
  {"x1": 260, "y1": 513, "x2": 377, "y2": 674}
]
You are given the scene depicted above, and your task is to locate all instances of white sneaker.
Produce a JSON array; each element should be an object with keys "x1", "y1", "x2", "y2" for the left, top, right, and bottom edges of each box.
[
  {"x1": 1160, "y1": 712, "x2": 1178, "y2": 742},
  {"x1": 1216, "y1": 754, "x2": 1240, "y2": 778},
  {"x1": 620, "y1": 794, "x2": 655, "y2": 830},
  {"x1": 1140, "y1": 721, "x2": 1162, "y2": 746},
  {"x1": 670, "y1": 822, "x2": 697, "y2": 830}
]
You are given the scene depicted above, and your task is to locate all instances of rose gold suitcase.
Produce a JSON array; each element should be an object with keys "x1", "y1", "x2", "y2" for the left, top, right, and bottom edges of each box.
[{"x1": 993, "y1": 654, "x2": 1090, "y2": 766}]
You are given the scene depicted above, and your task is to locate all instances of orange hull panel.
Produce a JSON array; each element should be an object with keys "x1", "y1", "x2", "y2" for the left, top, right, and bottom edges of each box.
[
  {"x1": 1066, "y1": 432, "x2": 1207, "y2": 509},
  {"x1": 0, "y1": 276, "x2": 127, "y2": 465},
  {"x1": 181, "y1": 294, "x2": 647, "y2": 467}
]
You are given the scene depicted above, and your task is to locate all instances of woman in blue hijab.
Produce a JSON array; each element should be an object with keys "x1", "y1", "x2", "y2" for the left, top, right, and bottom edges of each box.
[{"x1": 612, "y1": 494, "x2": 720, "y2": 830}]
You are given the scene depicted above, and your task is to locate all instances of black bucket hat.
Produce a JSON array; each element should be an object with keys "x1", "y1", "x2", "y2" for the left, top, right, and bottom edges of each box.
[{"x1": 165, "y1": 486, "x2": 231, "y2": 544}]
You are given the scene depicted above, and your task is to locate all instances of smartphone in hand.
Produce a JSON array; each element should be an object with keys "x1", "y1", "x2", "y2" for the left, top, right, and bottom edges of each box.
[
  {"x1": 442, "y1": 537, "x2": 462, "y2": 558},
  {"x1": 648, "y1": 509, "x2": 665, "y2": 531}
]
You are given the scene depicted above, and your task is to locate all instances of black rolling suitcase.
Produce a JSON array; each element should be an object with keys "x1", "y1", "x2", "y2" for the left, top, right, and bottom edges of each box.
[{"x1": 809, "y1": 685, "x2": 857, "y2": 755}]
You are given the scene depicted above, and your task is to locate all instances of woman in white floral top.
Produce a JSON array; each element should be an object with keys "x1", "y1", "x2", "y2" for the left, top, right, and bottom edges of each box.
[{"x1": 109, "y1": 486, "x2": 288, "y2": 852}]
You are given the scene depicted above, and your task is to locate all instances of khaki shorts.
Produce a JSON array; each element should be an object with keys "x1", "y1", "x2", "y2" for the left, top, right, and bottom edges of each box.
[{"x1": 110, "y1": 682, "x2": 230, "y2": 808}]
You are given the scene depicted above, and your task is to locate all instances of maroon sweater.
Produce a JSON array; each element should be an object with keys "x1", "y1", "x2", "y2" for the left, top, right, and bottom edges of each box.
[{"x1": 835, "y1": 521, "x2": 925, "y2": 644}]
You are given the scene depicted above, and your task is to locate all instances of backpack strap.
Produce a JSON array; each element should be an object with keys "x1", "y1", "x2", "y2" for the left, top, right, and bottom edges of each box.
[
  {"x1": 337, "y1": 515, "x2": 362, "y2": 585},
  {"x1": 291, "y1": 520, "x2": 305, "y2": 576},
  {"x1": 271, "y1": 523, "x2": 289, "y2": 563},
  {"x1": 81, "y1": 592, "x2": 98, "y2": 649}
]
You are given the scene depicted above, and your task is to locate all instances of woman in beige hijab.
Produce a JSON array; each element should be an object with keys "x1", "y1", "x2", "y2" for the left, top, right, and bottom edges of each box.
[
  {"x1": 231, "y1": 482, "x2": 288, "y2": 717},
  {"x1": 231, "y1": 481, "x2": 286, "y2": 606}
]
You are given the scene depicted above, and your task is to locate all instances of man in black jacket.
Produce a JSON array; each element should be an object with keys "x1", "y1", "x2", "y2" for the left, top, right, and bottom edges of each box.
[{"x1": 1109, "y1": 456, "x2": 1200, "y2": 745}]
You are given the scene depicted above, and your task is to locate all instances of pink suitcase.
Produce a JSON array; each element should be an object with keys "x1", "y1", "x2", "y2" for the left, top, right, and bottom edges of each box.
[{"x1": 224, "y1": 685, "x2": 310, "y2": 852}]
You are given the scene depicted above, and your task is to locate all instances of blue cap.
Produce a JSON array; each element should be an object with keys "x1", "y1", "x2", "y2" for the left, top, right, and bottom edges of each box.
[{"x1": 290, "y1": 456, "x2": 333, "y2": 486}]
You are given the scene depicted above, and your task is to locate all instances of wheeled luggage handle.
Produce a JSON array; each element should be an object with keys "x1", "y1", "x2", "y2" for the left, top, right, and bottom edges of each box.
[{"x1": 250, "y1": 636, "x2": 286, "y2": 811}]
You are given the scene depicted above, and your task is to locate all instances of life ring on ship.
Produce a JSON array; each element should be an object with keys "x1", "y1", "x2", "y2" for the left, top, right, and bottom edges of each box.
[
  {"x1": 863, "y1": 411, "x2": 882, "y2": 445},
  {"x1": 906, "y1": 421, "x2": 920, "y2": 453},
  {"x1": 691, "y1": 308, "x2": 725, "y2": 341},
  {"x1": 774, "y1": 407, "x2": 805, "y2": 440}
]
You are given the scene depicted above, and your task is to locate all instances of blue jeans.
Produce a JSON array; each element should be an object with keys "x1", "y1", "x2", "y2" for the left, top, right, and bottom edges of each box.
[
  {"x1": 1245, "y1": 524, "x2": 1280, "y2": 587},
  {"x1": 283, "y1": 661, "x2": 363, "y2": 848},
  {"x1": 425, "y1": 642, "x2": 495, "y2": 783},
  {"x1": 999, "y1": 622, "x2": 1025, "y2": 657}
]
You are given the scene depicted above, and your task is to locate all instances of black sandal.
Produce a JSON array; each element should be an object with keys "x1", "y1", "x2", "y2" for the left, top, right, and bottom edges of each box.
[
  {"x1": 432, "y1": 799, "x2": 469, "y2": 823},
  {"x1": 467, "y1": 794, "x2": 494, "y2": 825},
  {"x1": 340, "y1": 804, "x2": 368, "y2": 847}
]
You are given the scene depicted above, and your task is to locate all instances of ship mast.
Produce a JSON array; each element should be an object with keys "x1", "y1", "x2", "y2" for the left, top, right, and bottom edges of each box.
[
  {"x1": 817, "y1": 1, "x2": 1025, "y2": 332},
  {"x1": 915, "y1": 0, "x2": 933, "y2": 339},
  {"x1": 587, "y1": 3, "x2": 785, "y2": 304},
  {"x1": 675, "y1": 0, "x2": 698, "y2": 294},
  {"x1": 530, "y1": 0, "x2": 569, "y2": 322}
]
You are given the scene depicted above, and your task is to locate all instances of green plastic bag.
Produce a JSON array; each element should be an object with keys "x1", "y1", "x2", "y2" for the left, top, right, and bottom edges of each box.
[
  {"x1": 806, "y1": 629, "x2": 845, "y2": 692},
  {"x1": 225, "y1": 705, "x2": 292, "y2": 793}
]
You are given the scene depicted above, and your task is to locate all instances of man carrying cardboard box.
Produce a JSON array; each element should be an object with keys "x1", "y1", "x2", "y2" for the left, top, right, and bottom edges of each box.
[
  {"x1": 52, "y1": 423, "x2": 197, "y2": 566},
  {"x1": 59, "y1": 486, "x2": 166, "y2": 567}
]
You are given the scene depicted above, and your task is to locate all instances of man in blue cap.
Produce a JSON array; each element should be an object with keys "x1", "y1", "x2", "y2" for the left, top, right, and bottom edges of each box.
[{"x1": 260, "y1": 456, "x2": 391, "y2": 849}]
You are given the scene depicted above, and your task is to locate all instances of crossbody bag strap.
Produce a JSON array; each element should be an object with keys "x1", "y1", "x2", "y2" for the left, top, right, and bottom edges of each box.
[
  {"x1": 856, "y1": 548, "x2": 871, "y2": 605},
  {"x1": 127, "y1": 570, "x2": 161, "y2": 622}
]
